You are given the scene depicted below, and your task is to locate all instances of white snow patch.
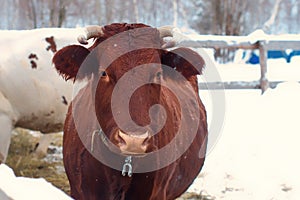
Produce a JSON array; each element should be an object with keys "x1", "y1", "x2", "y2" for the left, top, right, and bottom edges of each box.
[
  {"x1": 247, "y1": 29, "x2": 267, "y2": 44},
  {"x1": 290, "y1": 55, "x2": 300, "y2": 63},
  {"x1": 204, "y1": 59, "x2": 300, "y2": 82},
  {"x1": 189, "y1": 82, "x2": 300, "y2": 200},
  {"x1": 0, "y1": 164, "x2": 72, "y2": 200}
]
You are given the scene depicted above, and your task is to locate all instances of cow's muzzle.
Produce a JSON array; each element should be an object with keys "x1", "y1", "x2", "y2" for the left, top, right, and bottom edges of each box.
[{"x1": 112, "y1": 130, "x2": 150, "y2": 155}]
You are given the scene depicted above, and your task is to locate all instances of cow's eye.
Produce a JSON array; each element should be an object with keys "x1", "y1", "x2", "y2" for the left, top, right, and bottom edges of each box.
[
  {"x1": 156, "y1": 71, "x2": 162, "y2": 79},
  {"x1": 100, "y1": 70, "x2": 107, "y2": 77}
]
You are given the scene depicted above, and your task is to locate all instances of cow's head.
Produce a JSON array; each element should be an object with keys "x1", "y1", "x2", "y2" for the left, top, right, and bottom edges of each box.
[{"x1": 53, "y1": 23, "x2": 205, "y2": 156}]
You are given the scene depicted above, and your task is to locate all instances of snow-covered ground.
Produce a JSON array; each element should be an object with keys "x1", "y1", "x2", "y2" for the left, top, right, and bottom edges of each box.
[
  {"x1": 204, "y1": 56, "x2": 300, "y2": 83},
  {"x1": 0, "y1": 48, "x2": 299, "y2": 199},
  {"x1": 0, "y1": 164, "x2": 72, "y2": 200},
  {"x1": 189, "y1": 57, "x2": 300, "y2": 199}
]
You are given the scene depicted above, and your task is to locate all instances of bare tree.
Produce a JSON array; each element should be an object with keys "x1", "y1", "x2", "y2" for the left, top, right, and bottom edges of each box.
[
  {"x1": 202, "y1": 0, "x2": 249, "y2": 62},
  {"x1": 95, "y1": 0, "x2": 103, "y2": 24},
  {"x1": 212, "y1": 0, "x2": 249, "y2": 35},
  {"x1": 178, "y1": 0, "x2": 190, "y2": 28},
  {"x1": 173, "y1": 0, "x2": 178, "y2": 27},
  {"x1": 49, "y1": 0, "x2": 68, "y2": 27},
  {"x1": 29, "y1": 0, "x2": 38, "y2": 28},
  {"x1": 104, "y1": 0, "x2": 115, "y2": 24},
  {"x1": 58, "y1": 0, "x2": 67, "y2": 27},
  {"x1": 16, "y1": 0, "x2": 37, "y2": 29},
  {"x1": 49, "y1": 0, "x2": 56, "y2": 27},
  {"x1": 152, "y1": 1, "x2": 158, "y2": 26},
  {"x1": 263, "y1": 0, "x2": 283, "y2": 32},
  {"x1": 132, "y1": 0, "x2": 139, "y2": 22},
  {"x1": 1, "y1": 0, "x2": 298, "y2": 35}
]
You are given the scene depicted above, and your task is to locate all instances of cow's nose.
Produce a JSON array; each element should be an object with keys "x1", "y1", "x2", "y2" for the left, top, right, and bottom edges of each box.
[{"x1": 114, "y1": 130, "x2": 150, "y2": 155}]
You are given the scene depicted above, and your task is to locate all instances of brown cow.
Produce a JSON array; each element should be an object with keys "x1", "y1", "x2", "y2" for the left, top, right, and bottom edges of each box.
[{"x1": 53, "y1": 23, "x2": 208, "y2": 200}]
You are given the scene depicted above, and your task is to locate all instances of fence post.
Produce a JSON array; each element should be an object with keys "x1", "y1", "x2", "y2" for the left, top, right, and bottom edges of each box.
[{"x1": 259, "y1": 40, "x2": 269, "y2": 94}]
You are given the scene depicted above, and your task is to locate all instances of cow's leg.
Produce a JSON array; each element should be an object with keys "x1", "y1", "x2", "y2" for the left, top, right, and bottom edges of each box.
[{"x1": 0, "y1": 114, "x2": 13, "y2": 164}]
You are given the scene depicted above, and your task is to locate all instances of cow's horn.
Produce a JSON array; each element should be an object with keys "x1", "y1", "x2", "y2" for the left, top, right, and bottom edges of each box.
[
  {"x1": 158, "y1": 25, "x2": 176, "y2": 39},
  {"x1": 77, "y1": 25, "x2": 104, "y2": 44},
  {"x1": 158, "y1": 26, "x2": 183, "y2": 48}
]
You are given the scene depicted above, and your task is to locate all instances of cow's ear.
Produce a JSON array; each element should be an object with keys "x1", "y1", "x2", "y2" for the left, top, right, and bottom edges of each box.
[
  {"x1": 53, "y1": 45, "x2": 98, "y2": 81},
  {"x1": 161, "y1": 48, "x2": 205, "y2": 78}
]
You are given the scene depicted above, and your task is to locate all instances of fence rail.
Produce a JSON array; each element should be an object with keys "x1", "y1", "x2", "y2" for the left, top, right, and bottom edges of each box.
[
  {"x1": 198, "y1": 81, "x2": 300, "y2": 90},
  {"x1": 177, "y1": 34, "x2": 300, "y2": 93}
]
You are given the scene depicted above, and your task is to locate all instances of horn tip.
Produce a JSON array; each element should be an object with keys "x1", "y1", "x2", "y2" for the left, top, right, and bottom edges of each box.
[{"x1": 77, "y1": 35, "x2": 88, "y2": 45}]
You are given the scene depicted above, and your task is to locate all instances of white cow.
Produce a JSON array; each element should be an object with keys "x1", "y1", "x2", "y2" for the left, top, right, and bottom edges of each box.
[{"x1": 0, "y1": 27, "x2": 87, "y2": 163}]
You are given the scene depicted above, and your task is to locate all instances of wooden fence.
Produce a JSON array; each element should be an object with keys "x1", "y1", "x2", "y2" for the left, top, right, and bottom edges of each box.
[{"x1": 176, "y1": 34, "x2": 300, "y2": 93}]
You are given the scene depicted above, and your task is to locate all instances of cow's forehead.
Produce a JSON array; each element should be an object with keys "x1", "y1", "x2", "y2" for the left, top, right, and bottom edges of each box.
[
  {"x1": 102, "y1": 23, "x2": 154, "y2": 36},
  {"x1": 100, "y1": 27, "x2": 161, "y2": 49},
  {"x1": 90, "y1": 24, "x2": 162, "y2": 53},
  {"x1": 99, "y1": 48, "x2": 162, "y2": 81},
  {"x1": 91, "y1": 26, "x2": 163, "y2": 79}
]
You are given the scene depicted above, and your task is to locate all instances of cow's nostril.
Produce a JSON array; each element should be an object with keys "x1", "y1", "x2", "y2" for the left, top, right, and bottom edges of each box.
[
  {"x1": 118, "y1": 135, "x2": 126, "y2": 145},
  {"x1": 142, "y1": 135, "x2": 151, "y2": 146},
  {"x1": 114, "y1": 131, "x2": 126, "y2": 145},
  {"x1": 117, "y1": 130, "x2": 150, "y2": 154}
]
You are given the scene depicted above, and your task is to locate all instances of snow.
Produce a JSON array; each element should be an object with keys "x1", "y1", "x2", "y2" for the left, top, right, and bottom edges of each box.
[
  {"x1": 189, "y1": 81, "x2": 300, "y2": 199},
  {"x1": 207, "y1": 57, "x2": 300, "y2": 82},
  {"x1": 0, "y1": 164, "x2": 72, "y2": 200},
  {"x1": 186, "y1": 29, "x2": 300, "y2": 46}
]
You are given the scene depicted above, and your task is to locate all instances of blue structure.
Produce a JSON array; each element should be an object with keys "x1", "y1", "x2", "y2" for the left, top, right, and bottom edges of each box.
[
  {"x1": 267, "y1": 50, "x2": 289, "y2": 61},
  {"x1": 245, "y1": 50, "x2": 300, "y2": 64},
  {"x1": 246, "y1": 52, "x2": 259, "y2": 64}
]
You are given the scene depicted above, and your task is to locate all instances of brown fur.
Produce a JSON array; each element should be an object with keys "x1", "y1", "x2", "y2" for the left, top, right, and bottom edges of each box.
[
  {"x1": 30, "y1": 60, "x2": 37, "y2": 69},
  {"x1": 28, "y1": 53, "x2": 38, "y2": 69},
  {"x1": 45, "y1": 36, "x2": 57, "y2": 53},
  {"x1": 53, "y1": 23, "x2": 208, "y2": 200},
  {"x1": 28, "y1": 53, "x2": 38, "y2": 60}
]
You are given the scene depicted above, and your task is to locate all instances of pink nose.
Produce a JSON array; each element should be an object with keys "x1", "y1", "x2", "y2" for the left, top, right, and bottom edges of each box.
[{"x1": 114, "y1": 130, "x2": 150, "y2": 155}]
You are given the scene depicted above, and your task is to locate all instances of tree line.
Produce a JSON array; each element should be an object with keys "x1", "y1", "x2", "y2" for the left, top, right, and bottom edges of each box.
[
  {"x1": 1, "y1": 0, "x2": 299, "y2": 35},
  {"x1": 1, "y1": 0, "x2": 299, "y2": 62}
]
